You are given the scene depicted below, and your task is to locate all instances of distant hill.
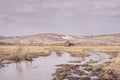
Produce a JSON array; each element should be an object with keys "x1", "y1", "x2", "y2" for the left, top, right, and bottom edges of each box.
[{"x1": 0, "y1": 33, "x2": 120, "y2": 46}]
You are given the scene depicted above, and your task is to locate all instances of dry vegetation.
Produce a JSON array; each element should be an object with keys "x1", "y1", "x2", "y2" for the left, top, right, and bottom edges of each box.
[
  {"x1": 0, "y1": 46, "x2": 120, "y2": 62},
  {"x1": 103, "y1": 53, "x2": 120, "y2": 79},
  {"x1": 0, "y1": 46, "x2": 50, "y2": 62},
  {"x1": 53, "y1": 51, "x2": 120, "y2": 80}
]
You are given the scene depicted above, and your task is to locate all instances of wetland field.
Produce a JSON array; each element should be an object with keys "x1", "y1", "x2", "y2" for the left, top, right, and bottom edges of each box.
[
  {"x1": 0, "y1": 46, "x2": 120, "y2": 80},
  {"x1": 0, "y1": 0, "x2": 120, "y2": 79}
]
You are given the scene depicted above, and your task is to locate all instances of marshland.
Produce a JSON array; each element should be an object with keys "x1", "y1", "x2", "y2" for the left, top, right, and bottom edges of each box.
[
  {"x1": 0, "y1": 45, "x2": 120, "y2": 80},
  {"x1": 1, "y1": 0, "x2": 120, "y2": 79}
]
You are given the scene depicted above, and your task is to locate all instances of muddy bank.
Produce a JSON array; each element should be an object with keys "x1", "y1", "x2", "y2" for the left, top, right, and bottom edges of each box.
[
  {"x1": 53, "y1": 50, "x2": 116, "y2": 80},
  {"x1": 53, "y1": 64, "x2": 117, "y2": 80}
]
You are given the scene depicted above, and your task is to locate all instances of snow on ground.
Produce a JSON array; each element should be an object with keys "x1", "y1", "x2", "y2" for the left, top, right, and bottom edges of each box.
[{"x1": 61, "y1": 35, "x2": 74, "y2": 40}]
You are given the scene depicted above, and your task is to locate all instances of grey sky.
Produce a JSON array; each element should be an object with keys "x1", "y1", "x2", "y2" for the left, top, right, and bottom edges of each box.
[{"x1": 0, "y1": 0, "x2": 120, "y2": 36}]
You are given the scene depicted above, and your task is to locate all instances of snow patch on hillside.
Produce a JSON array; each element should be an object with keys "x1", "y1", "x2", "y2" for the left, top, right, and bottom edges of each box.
[{"x1": 61, "y1": 35, "x2": 74, "y2": 40}]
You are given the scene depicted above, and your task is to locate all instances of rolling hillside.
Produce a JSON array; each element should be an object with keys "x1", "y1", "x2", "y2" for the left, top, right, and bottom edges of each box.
[{"x1": 0, "y1": 33, "x2": 120, "y2": 46}]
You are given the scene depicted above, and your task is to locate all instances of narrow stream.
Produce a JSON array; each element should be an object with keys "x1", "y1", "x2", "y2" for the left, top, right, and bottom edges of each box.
[{"x1": 0, "y1": 51, "x2": 114, "y2": 80}]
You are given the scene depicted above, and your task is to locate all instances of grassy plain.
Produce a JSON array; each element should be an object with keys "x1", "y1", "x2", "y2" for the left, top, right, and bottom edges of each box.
[{"x1": 0, "y1": 45, "x2": 120, "y2": 62}]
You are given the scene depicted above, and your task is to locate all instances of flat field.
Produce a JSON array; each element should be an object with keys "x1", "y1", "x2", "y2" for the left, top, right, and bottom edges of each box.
[{"x1": 0, "y1": 46, "x2": 120, "y2": 62}]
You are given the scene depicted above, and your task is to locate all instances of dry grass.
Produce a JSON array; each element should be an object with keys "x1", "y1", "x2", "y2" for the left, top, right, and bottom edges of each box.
[
  {"x1": 103, "y1": 53, "x2": 120, "y2": 79},
  {"x1": 48, "y1": 46, "x2": 120, "y2": 56},
  {"x1": 0, "y1": 46, "x2": 50, "y2": 62},
  {"x1": 0, "y1": 46, "x2": 120, "y2": 62},
  {"x1": 8, "y1": 46, "x2": 32, "y2": 62}
]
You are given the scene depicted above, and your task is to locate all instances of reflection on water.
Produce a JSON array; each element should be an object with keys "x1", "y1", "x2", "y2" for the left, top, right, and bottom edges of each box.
[
  {"x1": 0, "y1": 51, "x2": 114, "y2": 80},
  {"x1": 16, "y1": 63, "x2": 23, "y2": 73},
  {"x1": 0, "y1": 52, "x2": 76, "y2": 80},
  {"x1": 15, "y1": 61, "x2": 32, "y2": 73}
]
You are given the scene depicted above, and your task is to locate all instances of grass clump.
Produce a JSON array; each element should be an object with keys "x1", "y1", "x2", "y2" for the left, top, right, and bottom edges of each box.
[
  {"x1": 103, "y1": 53, "x2": 120, "y2": 79},
  {"x1": 9, "y1": 46, "x2": 32, "y2": 62}
]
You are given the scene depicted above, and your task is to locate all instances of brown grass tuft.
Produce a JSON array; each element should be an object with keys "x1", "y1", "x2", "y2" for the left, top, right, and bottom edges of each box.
[{"x1": 103, "y1": 53, "x2": 120, "y2": 79}]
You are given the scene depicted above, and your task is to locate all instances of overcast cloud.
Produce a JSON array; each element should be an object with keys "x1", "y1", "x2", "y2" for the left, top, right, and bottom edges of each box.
[{"x1": 0, "y1": 0, "x2": 120, "y2": 36}]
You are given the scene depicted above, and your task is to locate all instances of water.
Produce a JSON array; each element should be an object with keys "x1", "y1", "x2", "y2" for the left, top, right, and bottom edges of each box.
[
  {"x1": 79, "y1": 50, "x2": 115, "y2": 65},
  {"x1": 0, "y1": 51, "x2": 114, "y2": 80},
  {"x1": 0, "y1": 52, "x2": 75, "y2": 80}
]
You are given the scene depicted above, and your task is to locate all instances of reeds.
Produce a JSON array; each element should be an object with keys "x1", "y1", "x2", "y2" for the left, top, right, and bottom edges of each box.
[
  {"x1": 103, "y1": 53, "x2": 120, "y2": 79},
  {"x1": 0, "y1": 46, "x2": 120, "y2": 62},
  {"x1": 9, "y1": 46, "x2": 32, "y2": 62}
]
